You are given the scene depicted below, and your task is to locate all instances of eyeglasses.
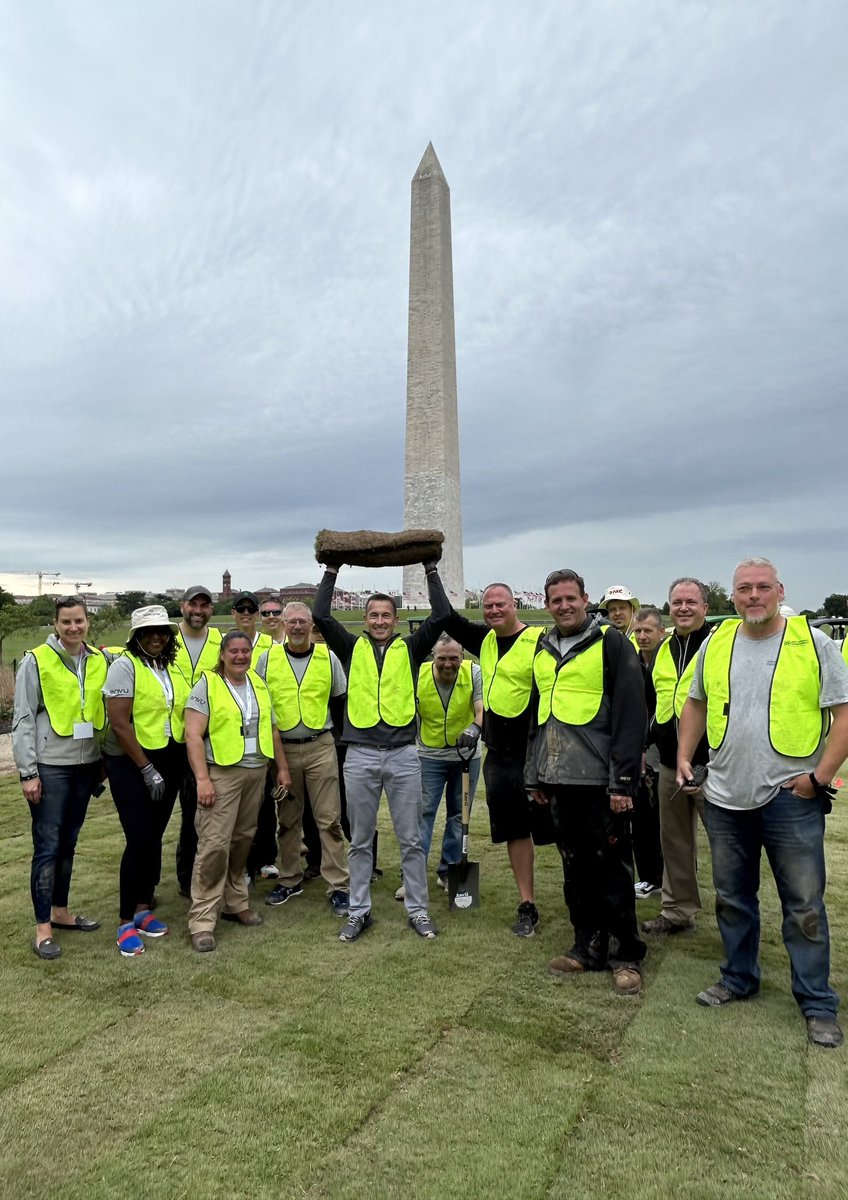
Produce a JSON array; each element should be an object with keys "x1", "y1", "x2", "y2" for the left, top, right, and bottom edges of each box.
[
  {"x1": 260, "y1": 609, "x2": 282, "y2": 617},
  {"x1": 234, "y1": 605, "x2": 258, "y2": 614}
]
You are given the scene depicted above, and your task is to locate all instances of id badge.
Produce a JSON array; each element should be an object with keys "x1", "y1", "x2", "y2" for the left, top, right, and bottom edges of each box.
[
  {"x1": 244, "y1": 737, "x2": 258, "y2": 755},
  {"x1": 73, "y1": 721, "x2": 94, "y2": 740}
]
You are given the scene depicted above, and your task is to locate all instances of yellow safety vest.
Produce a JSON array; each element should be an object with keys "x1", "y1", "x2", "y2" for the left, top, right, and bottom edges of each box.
[
  {"x1": 127, "y1": 655, "x2": 191, "y2": 748},
  {"x1": 30, "y1": 643, "x2": 107, "y2": 735},
  {"x1": 205, "y1": 669, "x2": 274, "y2": 766},
  {"x1": 347, "y1": 637, "x2": 415, "y2": 729},
  {"x1": 417, "y1": 661, "x2": 475, "y2": 748},
  {"x1": 480, "y1": 626, "x2": 544, "y2": 717},
  {"x1": 251, "y1": 632, "x2": 273, "y2": 668},
  {"x1": 652, "y1": 635, "x2": 703, "y2": 723},
  {"x1": 264, "y1": 643, "x2": 332, "y2": 732},
  {"x1": 842, "y1": 637, "x2": 848, "y2": 666},
  {"x1": 174, "y1": 626, "x2": 222, "y2": 685},
  {"x1": 702, "y1": 616, "x2": 827, "y2": 757},
  {"x1": 534, "y1": 628, "x2": 608, "y2": 726}
]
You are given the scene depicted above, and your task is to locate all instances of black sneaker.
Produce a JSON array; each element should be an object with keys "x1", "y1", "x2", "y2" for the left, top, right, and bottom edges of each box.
[
  {"x1": 806, "y1": 1016, "x2": 844, "y2": 1048},
  {"x1": 512, "y1": 901, "x2": 539, "y2": 938},
  {"x1": 408, "y1": 913, "x2": 439, "y2": 939},
  {"x1": 338, "y1": 912, "x2": 374, "y2": 942},
  {"x1": 265, "y1": 882, "x2": 304, "y2": 907},
  {"x1": 330, "y1": 890, "x2": 350, "y2": 917}
]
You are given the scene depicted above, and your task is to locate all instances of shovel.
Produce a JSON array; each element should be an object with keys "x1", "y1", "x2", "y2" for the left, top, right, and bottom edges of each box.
[{"x1": 448, "y1": 751, "x2": 479, "y2": 910}]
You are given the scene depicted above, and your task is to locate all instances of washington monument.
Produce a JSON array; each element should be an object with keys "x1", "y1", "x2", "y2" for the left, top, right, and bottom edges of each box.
[{"x1": 402, "y1": 143, "x2": 465, "y2": 608}]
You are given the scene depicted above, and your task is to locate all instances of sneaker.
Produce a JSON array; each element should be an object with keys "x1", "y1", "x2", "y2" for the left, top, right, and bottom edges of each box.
[
  {"x1": 613, "y1": 966, "x2": 642, "y2": 996},
  {"x1": 117, "y1": 923, "x2": 145, "y2": 957},
  {"x1": 641, "y1": 913, "x2": 690, "y2": 935},
  {"x1": 259, "y1": 864, "x2": 280, "y2": 879},
  {"x1": 634, "y1": 881, "x2": 661, "y2": 899},
  {"x1": 409, "y1": 913, "x2": 439, "y2": 939},
  {"x1": 330, "y1": 890, "x2": 350, "y2": 917},
  {"x1": 265, "y1": 882, "x2": 304, "y2": 907},
  {"x1": 806, "y1": 1016, "x2": 844, "y2": 1048},
  {"x1": 436, "y1": 875, "x2": 448, "y2": 892},
  {"x1": 394, "y1": 884, "x2": 406, "y2": 901},
  {"x1": 338, "y1": 912, "x2": 374, "y2": 942},
  {"x1": 134, "y1": 910, "x2": 169, "y2": 938},
  {"x1": 512, "y1": 901, "x2": 539, "y2": 938},
  {"x1": 696, "y1": 981, "x2": 755, "y2": 1007}
]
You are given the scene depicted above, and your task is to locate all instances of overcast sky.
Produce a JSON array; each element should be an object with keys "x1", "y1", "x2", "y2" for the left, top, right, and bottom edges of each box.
[{"x1": 2, "y1": 1, "x2": 846, "y2": 610}]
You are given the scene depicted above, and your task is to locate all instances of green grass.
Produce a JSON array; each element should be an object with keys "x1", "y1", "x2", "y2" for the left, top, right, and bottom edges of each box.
[{"x1": 1, "y1": 770, "x2": 847, "y2": 1199}]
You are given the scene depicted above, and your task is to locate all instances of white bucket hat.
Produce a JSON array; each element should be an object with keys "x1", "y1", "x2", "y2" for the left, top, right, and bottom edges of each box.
[
  {"x1": 126, "y1": 604, "x2": 177, "y2": 642},
  {"x1": 599, "y1": 585, "x2": 640, "y2": 610}
]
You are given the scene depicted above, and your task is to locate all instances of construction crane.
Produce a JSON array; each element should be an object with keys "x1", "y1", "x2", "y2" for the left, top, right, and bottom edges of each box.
[
  {"x1": 70, "y1": 581, "x2": 93, "y2": 591},
  {"x1": 4, "y1": 571, "x2": 62, "y2": 595}
]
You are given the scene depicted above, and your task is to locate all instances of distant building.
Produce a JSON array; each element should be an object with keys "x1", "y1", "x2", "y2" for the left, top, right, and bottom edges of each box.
[{"x1": 221, "y1": 570, "x2": 232, "y2": 601}]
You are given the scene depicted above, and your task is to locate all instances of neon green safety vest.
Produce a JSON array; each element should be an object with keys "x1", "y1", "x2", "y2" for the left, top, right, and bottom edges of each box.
[
  {"x1": 346, "y1": 637, "x2": 415, "y2": 729},
  {"x1": 30, "y1": 643, "x2": 107, "y2": 735},
  {"x1": 842, "y1": 637, "x2": 848, "y2": 666},
  {"x1": 174, "y1": 626, "x2": 222, "y2": 685},
  {"x1": 534, "y1": 628, "x2": 608, "y2": 726},
  {"x1": 479, "y1": 626, "x2": 544, "y2": 717},
  {"x1": 652, "y1": 635, "x2": 703, "y2": 723},
  {"x1": 127, "y1": 655, "x2": 191, "y2": 748},
  {"x1": 417, "y1": 661, "x2": 475, "y2": 748},
  {"x1": 251, "y1": 632, "x2": 273, "y2": 668},
  {"x1": 701, "y1": 616, "x2": 827, "y2": 757},
  {"x1": 205, "y1": 669, "x2": 274, "y2": 765},
  {"x1": 263, "y1": 643, "x2": 332, "y2": 732}
]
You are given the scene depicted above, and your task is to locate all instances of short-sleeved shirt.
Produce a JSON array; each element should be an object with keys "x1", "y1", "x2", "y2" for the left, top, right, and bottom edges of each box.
[
  {"x1": 185, "y1": 675, "x2": 277, "y2": 769},
  {"x1": 689, "y1": 626, "x2": 848, "y2": 810},
  {"x1": 417, "y1": 663, "x2": 483, "y2": 761}
]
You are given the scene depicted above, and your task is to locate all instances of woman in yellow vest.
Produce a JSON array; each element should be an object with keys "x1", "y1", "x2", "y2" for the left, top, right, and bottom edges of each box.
[
  {"x1": 103, "y1": 605, "x2": 190, "y2": 957},
  {"x1": 183, "y1": 630, "x2": 291, "y2": 952},
  {"x1": 12, "y1": 595, "x2": 106, "y2": 961}
]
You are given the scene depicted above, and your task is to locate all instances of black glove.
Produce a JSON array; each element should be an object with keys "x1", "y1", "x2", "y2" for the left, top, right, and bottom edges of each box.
[
  {"x1": 457, "y1": 723, "x2": 480, "y2": 751},
  {"x1": 422, "y1": 558, "x2": 441, "y2": 574},
  {"x1": 141, "y1": 763, "x2": 166, "y2": 802}
]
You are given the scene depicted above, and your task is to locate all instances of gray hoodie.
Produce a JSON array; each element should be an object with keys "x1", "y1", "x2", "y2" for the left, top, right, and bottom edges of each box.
[{"x1": 12, "y1": 634, "x2": 105, "y2": 776}]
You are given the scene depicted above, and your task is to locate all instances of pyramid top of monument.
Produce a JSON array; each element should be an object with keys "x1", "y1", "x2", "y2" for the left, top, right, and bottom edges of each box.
[{"x1": 413, "y1": 142, "x2": 446, "y2": 182}]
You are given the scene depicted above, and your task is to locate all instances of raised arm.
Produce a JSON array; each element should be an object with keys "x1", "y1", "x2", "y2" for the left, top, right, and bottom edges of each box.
[
  {"x1": 407, "y1": 565, "x2": 454, "y2": 663},
  {"x1": 312, "y1": 568, "x2": 358, "y2": 666}
]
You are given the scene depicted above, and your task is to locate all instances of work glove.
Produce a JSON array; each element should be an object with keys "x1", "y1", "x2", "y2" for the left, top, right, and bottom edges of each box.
[
  {"x1": 457, "y1": 723, "x2": 480, "y2": 751},
  {"x1": 141, "y1": 763, "x2": 166, "y2": 802}
]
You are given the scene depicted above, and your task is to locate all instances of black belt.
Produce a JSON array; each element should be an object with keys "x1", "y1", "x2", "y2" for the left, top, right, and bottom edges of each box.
[
  {"x1": 347, "y1": 742, "x2": 408, "y2": 752},
  {"x1": 282, "y1": 731, "x2": 330, "y2": 745}
]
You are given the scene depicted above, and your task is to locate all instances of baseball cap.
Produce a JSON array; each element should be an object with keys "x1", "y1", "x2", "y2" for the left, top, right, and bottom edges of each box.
[
  {"x1": 599, "y1": 585, "x2": 640, "y2": 610},
  {"x1": 182, "y1": 585, "x2": 213, "y2": 602}
]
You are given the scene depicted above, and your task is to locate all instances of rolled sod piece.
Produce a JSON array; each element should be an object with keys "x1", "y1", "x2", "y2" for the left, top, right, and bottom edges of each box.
[{"x1": 314, "y1": 529, "x2": 444, "y2": 569}]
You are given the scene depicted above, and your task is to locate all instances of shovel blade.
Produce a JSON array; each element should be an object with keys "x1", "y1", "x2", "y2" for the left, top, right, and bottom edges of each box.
[{"x1": 448, "y1": 860, "x2": 480, "y2": 910}]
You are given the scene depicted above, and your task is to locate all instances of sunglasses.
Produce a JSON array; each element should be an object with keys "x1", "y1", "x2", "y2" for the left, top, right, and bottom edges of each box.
[
  {"x1": 260, "y1": 609, "x2": 282, "y2": 617},
  {"x1": 233, "y1": 604, "x2": 258, "y2": 614}
]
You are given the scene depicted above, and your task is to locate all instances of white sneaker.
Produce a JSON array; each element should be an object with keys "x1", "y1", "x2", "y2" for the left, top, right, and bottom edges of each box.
[
  {"x1": 394, "y1": 885, "x2": 406, "y2": 901},
  {"x1": 634, "y1": 881, "x2": 661, "y2": 899},
  {"x1": 259, "y1": 864, "x2": 280, "y2": 880}
]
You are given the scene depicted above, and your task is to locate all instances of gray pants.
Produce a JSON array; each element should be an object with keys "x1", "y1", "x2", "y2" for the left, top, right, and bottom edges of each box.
[{"x1": 344, "y1": 744, "x2": 429, "y2": 919}]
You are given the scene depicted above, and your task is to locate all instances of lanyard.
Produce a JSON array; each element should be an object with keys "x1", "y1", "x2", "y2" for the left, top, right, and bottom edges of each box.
[
  {"x1": 75, "y1": 650, "x2": 87, "y2": 716},
  {"x1": 224, "y1": 676, "x2": 254, "y2": 734},
  {"x1": 144, "y1": 661, "x2": 174, "y2": 711}
]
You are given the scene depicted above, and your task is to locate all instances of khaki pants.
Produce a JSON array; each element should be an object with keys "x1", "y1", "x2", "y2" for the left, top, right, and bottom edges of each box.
[
  {"x1": 658, "y1": 763, "x2": 706, "y2": 926},
  {"x1": 188, "y1": 764, "x2": 265, "y2": 932},
  {"x1": 278, "y1": 732, "x2": 348, "y2": 893}
]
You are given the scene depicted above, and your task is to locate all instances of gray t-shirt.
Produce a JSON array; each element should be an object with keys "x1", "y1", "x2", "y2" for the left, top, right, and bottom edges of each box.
[
  {"x1": 255, "y1": 645, "x2": 346, "y2": 739},
  {"x1": 185, "y1": 675, "x2": 275, "y2": 769},
  {"x1": 417, "y1": 663, "x2": 483, "y2": 761},
  {"x1": 689, "y1": 626, "x2": 848, "y2": 810}
]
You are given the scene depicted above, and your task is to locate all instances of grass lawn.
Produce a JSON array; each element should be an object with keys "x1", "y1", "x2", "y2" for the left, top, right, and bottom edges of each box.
[{"x1": 1, "y1": 768, "x2": 847, "y2": 1199}]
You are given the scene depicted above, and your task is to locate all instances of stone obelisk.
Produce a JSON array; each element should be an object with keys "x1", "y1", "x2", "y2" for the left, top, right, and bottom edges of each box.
[{"x1": 402, "y1": 143, "x2": 465, "y2": 609}]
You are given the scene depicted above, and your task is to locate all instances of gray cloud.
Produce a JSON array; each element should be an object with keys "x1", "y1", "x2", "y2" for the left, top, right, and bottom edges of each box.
[{"x1": 2, "y1": 1, "x2": 846, "y2": 610}]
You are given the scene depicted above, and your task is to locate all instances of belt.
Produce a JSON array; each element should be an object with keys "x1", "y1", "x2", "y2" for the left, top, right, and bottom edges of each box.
[
  {"x1": 282, "y1": 731, "x2": 330, "y2": 745},
  {"x1": 347, "y1": 742, "x2": 409, "y2": 752}
]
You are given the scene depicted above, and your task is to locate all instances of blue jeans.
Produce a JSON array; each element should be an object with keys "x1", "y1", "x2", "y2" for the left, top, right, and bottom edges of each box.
[
  {"x1": 419, "y1": 755, "x2": 481, "y2": 877},
  {"x1": 29, "y1": 763, "x2": 99, "y2": 924},
  {"x1": 703, "y1": 789, "x2": 838, "y2": 1017},
  {"x1": 344, "y1": 744, "x2": 428, "y2": 919}
]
